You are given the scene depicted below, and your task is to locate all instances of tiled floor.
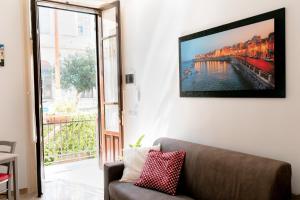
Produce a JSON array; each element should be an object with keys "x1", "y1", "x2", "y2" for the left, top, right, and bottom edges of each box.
[{"x1": 21, "y1": 159, "x2": 104, "y2": 200}]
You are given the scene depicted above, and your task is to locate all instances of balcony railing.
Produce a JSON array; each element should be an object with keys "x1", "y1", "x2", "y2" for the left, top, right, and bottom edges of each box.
[{"x1": 43, "y1": 115, "x2": 97, "y2": 165}]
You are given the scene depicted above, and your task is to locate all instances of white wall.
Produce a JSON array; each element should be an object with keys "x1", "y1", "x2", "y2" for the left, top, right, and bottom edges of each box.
[
  {"x1": 0, "y1": 0, "x2": 35, "y2": 190},
  {"x1": 121, "y1": 0, "x2": 300, "y2": 194}
]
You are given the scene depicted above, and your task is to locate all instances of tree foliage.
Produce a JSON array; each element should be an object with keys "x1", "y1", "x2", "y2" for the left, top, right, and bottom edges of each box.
[{"x1": 61, "y1": 49, "x2": 96, "y2": 95}]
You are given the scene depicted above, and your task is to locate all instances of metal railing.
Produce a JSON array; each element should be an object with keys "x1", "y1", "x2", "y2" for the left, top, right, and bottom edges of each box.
[{"x1": 43, "y1": 115, "x2": 97, "y2": 165}]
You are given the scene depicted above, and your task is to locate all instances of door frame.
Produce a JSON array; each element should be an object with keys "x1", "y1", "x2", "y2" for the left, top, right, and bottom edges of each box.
[{"x1": 30, "y1": 0, "x2": 43, "y2": 196}]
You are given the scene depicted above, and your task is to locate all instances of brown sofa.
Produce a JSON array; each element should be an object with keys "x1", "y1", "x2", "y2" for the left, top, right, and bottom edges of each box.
[{"x1": 104, "y1": 137, "x2": 292, "y2": 200}]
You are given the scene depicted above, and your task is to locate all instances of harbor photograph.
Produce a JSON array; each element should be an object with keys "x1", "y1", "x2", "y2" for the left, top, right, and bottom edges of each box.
[{"x1": 180, "y1": 19, "x2": 275, "y2": 92}]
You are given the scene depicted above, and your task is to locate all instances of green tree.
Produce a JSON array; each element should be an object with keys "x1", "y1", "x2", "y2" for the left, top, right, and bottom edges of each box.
[{"x1": 61, "y1": 49, "x2": 96, "y2": 103}]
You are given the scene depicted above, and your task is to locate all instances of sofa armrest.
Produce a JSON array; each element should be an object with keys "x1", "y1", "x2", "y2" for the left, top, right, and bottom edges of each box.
[{"x1": 104, "y1": 161, "x2": 124, "y2": 200}]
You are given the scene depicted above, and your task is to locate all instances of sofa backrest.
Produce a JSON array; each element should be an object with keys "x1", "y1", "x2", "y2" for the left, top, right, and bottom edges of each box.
[{"x1": 154, "y1": 137, "x2": 291, "y2": 200}]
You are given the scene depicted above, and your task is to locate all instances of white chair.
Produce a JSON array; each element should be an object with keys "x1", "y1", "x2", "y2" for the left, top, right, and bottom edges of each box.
[{"x1": 0, "y1": 141, "x2": 16, "y2": 200}]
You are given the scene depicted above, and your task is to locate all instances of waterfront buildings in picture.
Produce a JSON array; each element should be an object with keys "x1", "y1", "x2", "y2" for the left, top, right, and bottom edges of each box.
[
  {"x1": 179, "y1": 8, "x2": 285, "y2": 97},
  {"x1": 0, "y1": 44, "x2": 4, "y2": 67}
]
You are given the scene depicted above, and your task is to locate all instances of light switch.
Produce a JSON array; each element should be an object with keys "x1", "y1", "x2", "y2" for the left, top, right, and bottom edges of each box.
[{"x1": 125, "y1": 74, "x2": 134, "y2": 84}]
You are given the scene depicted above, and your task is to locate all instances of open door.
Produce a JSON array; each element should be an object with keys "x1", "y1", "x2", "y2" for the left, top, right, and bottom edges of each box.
[
  {"x1": 99, "y1": 1, "x2": 123, "y2": 164},
  {"x1": 32, "y1": 0, "x2": 123, "y2": 196},
  {"x1": 31, "y1": 0, "x2": 104, "y2": 196}
]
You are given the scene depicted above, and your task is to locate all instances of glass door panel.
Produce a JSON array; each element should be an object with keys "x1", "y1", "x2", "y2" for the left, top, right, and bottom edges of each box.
[
  {"x1": 104, "y1": 104, "x2": 120, "y2": 132},
  {"x1": 102, "y1": 7, "x2": 117, "y2": 37},
  {"x1": 103, "y1": 37, "x2": 118, "y2": 103}
]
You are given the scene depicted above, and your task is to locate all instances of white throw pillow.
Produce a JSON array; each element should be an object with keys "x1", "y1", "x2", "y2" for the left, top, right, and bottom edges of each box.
[{"x1": 120, "y1": 144, "x2": 160, "y2": 182}]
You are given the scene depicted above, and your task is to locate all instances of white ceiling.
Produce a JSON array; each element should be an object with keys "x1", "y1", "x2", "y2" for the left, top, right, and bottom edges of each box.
[{"x1": 47, "y1": 0, "x2": 115, "y2": 8}]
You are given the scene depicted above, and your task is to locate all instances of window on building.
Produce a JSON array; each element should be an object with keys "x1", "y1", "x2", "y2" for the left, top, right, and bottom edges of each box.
[{"x1": 78, "y1": 25, "x2": 84, "y2": 35}]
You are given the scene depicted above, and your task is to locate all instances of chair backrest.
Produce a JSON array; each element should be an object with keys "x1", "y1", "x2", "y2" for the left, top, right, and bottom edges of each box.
[
  {"x1": 0, "y1": 141, "x2": 16, "y2": 175},
  {"x1": 0, "y1": 141, "x2": 16, "y2": 154}
]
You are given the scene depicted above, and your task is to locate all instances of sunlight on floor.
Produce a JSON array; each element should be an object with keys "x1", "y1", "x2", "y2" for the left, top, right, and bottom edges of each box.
[{"x1": 22, "y1": 159, "x2": 104, "y2": 200}]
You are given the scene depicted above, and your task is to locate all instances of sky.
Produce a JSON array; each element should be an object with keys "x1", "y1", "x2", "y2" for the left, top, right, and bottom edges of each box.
[{"x1": 181, "y1": 19, "x2": 274, "y2": 61}]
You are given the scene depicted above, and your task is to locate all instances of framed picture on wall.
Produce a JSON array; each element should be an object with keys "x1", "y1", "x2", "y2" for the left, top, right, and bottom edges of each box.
[
  {"x1": 179, "y1": 8, "x2": 285, "y2": 97},
  {"x1": 0, "y1": 44, "x2": 4, "y2": 67}
]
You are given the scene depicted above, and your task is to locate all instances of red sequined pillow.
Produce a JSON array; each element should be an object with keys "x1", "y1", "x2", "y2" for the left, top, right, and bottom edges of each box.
[{"x1": 135, "y1": 150, "x2": 186, "y2": 195}]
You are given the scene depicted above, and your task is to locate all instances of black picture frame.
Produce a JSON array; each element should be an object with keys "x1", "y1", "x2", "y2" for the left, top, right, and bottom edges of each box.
[{"x1": 179, "y1": 8, "x2": 285, "y2": 98}]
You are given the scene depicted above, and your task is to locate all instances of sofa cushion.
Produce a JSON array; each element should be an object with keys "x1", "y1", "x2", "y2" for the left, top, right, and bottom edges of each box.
[
  {"x1": 120, "y1": 144, "x2": 161, "y2": 182},
  {"x1": 109, "y1": 181, "x2": 194, "y2": 200},
  {"x1": 135, "y1": 150, "x2": 185, "y2": 195}
]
